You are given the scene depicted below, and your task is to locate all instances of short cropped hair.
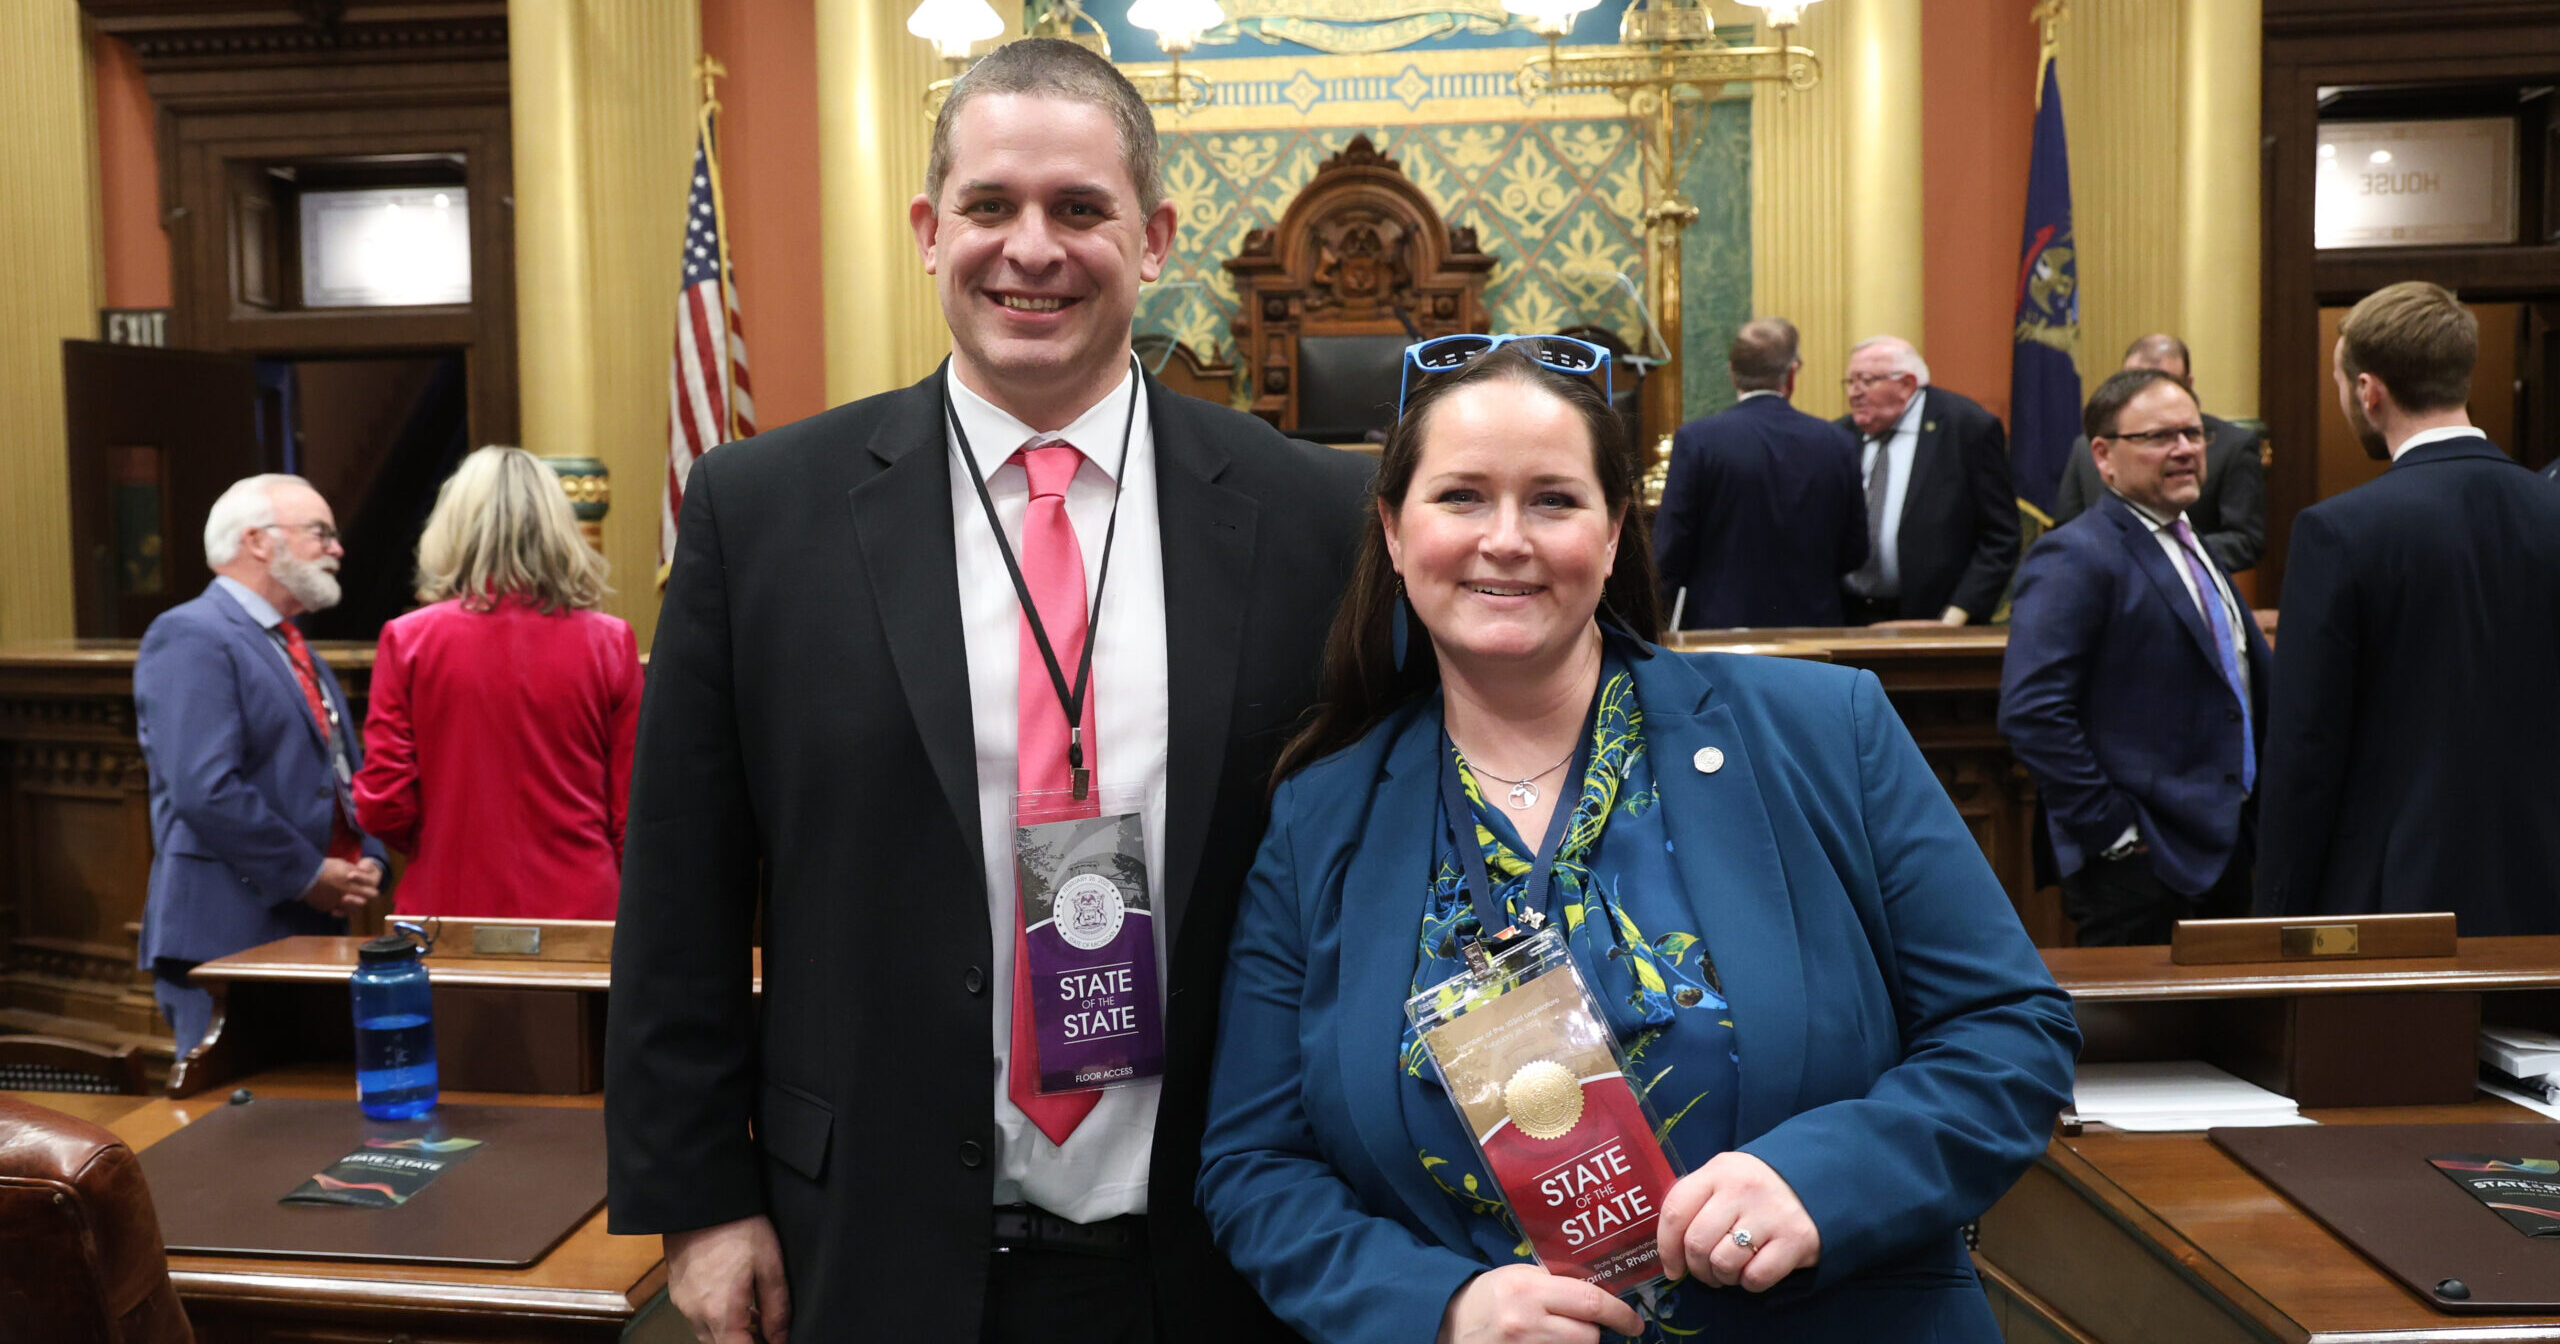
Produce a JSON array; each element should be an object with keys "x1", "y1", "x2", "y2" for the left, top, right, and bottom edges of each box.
[
  {"x1": 203, "y1": 474, "x2": 306, "y2": 568},
  {"x1": 2122, "y1": 333, "x2": 2192, "y2": 379},
  {"x1": 2339, "y1": 280, "x2": 2477, "y2": 414},
  {"x1": 414, "y1": 446, "x2": 610, "y2": 613},
  {"x1": 1849, "y1": 335, "x2": 1931, "y2": 385},
  {"x1": 924, "y1": 38, "x2": 1164, "y2": 216},
  {"x1": 2083, "y1": 367, "x2": 2194, "y2": 441},
  {"x1": 1728, "y1": 317, "x2": 1800, "y2": 392}
]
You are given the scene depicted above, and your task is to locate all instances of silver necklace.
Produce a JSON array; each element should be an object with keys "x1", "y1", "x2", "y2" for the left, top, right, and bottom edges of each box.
[{"x1": 1468, "y1": 745, "x2": 1578, "y2": 811}]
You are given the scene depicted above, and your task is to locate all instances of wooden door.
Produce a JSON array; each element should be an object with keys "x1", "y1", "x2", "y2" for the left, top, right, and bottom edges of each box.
[{"x1": 62, "y1": 340, "x2": 269, "y2": 638}]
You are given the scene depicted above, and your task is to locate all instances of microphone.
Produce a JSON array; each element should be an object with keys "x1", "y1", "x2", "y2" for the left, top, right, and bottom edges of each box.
[{"x1": 1567, "y1": 267, "x2": 1671, "y2": 371}]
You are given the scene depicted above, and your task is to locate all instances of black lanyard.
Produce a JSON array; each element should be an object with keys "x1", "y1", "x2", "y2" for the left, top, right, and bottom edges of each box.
[
  {"x1": 942, "y1": 357, "x2": 1141, "y2": 800},
  {"x1": 1437, "y1": 688, "x2": 1601, "y2": 968}
]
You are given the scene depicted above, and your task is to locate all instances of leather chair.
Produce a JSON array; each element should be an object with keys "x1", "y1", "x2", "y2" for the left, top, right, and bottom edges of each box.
[{"x1": 0, "y1": 1093, "x2": 193, "y2": 1344}]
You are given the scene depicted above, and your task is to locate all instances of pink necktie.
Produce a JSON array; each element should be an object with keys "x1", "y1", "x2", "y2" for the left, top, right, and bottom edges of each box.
[{"x1": 1009, "y1": 439, "x2": 1101, "y2": 1145}]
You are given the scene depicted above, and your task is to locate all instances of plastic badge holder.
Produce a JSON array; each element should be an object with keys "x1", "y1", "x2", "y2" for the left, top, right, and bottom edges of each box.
[{"x1": 1407, "y1": 925, "x2": 1685, "y2": 1297}]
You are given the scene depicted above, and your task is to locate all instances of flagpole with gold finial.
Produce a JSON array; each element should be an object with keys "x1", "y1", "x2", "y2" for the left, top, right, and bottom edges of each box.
[
  {"x1": 694, "y1": 54, "x2": 742, "y2": 443},
  {"x1": 2032, "y1": 0, "x2": 2064, "y2": 108}
]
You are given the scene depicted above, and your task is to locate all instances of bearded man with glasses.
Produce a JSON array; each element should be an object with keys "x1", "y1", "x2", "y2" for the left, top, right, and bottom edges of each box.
[
  {"x1": 133, "y1": 474, "x2": 387, "y2": 1057},
  {"x1": 1997, "y1": 370, "x2": 2269, "y2": 944}
]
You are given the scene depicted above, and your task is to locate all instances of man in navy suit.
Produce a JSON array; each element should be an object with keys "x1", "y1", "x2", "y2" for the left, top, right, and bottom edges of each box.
[
  {"x1": 2049, "y1": 333, "x2": 2266, "y2": 573},
  {"x1": 2256, "y1": 281, "x2": 2560, "y2": 936},
  {"x1": 1654, "y1": 316, "x2": 1866, "y2": 628},
  {"x1": 134, "y1": 475, "x2": 385, "y2": 1057},
  {"x1": 2001, "y1": 371, "x2": 2269, "y2": 944},
  {"x1": 1834, "y1": 336, "x2": 2019, "y2": 625}
]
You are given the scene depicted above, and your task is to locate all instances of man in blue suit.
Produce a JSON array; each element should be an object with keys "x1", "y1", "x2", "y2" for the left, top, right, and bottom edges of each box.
[
  {"x1": 2001, "y1": 370, "x2": 2269, "y2": 944},
  {"x1": 135, "y1": 475, "x2": 385, "y2": 1057},
  {"x1": 1654, "y1": 316, "x2": 1867, "y2": 628},
  {"x1": 2256, "y1": 281, "x2": 2560, "y2": 936}
]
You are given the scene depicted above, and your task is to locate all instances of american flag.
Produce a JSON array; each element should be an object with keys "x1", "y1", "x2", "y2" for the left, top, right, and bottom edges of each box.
[{"x1": 664, "y1": 105, "x2": 754, "y2": 580}]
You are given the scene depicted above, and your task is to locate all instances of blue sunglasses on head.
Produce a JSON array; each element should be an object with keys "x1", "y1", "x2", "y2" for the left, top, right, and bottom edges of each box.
[{"x1": 1397, "y1": 333, "x2": 1615, "y2": 414}]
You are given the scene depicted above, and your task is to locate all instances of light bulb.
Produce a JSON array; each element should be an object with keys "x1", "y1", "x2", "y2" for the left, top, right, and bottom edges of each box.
[
  {"x1": 1126, "y1": 0, "x2": 1225, "y2": 54},
  {"x1": 907, "y1": 0, "x2": 1006, "y2": 62}
]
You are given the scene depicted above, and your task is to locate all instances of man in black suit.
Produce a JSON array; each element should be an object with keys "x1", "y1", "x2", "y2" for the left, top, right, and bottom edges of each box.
[
  {"x1": 2049, "y1": 333, "x2": 2265, "y2": 572},
  {"x1": 603, "y1": 40, "x2": 1371, "y2": 1343},
  {"x1": 1834, "y1": 336, "x2": 2019, "y2": 625},
  {"x1": 2001, "y1": 370, "x2": 2270, "y2": 945},
  {"x1": 1653, "y1": 316, "x2": 1866, "y2": 627},
  {"x1": 2255, "y1": 280, "x2": 2560, "y2": 936}
]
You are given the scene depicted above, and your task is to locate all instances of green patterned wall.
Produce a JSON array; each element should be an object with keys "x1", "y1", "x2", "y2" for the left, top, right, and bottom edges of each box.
[{"x1": 1143, "y1": 105, "x2": 1753, "y2": 425}]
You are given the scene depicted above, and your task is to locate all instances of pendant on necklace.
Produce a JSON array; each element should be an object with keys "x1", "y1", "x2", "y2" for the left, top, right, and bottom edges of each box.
[{"x1": 1507, "y1": 780, "x2": 1538, "y2": 810}]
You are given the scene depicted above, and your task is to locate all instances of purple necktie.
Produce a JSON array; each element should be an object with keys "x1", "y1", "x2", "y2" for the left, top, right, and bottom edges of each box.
[{"x1": 2171, "y1": 517, "x2": 2253, "y2": 791}]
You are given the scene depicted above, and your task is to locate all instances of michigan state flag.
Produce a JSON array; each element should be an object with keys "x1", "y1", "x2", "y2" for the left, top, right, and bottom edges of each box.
[{"x1": 2011, "y1": 55, "x2": 2080, "y2": 512}]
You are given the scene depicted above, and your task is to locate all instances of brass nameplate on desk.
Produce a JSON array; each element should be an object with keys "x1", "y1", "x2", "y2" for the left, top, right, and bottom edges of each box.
[
  {"x1": 2279, "y1": 924, "x2": 2358, "y2": 957},
  {"x1": 471, "y1": 925, "x2": 543, "y2": 956},
  {"x1": 2170, "y1": 913, "x2": 2459, "y2": 965}
]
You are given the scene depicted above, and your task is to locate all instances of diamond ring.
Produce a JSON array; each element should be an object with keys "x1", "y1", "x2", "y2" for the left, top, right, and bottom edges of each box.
[{"x1": 1731, "y1": 1227, "x2": 1756, "y2": 1251}]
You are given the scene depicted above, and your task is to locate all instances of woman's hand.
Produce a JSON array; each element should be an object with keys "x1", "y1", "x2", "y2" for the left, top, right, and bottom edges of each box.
[
  {"x1": 1437, "y1": 1264, "x2": 1642, "y2": 1343},
  {"x1": 1654, "y1": 1151, "x2": 1821, "y2": 1292}
]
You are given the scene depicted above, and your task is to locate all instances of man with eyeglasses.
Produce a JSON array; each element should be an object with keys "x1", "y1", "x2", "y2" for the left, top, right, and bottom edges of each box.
[
  {"x1": 1834, "y1": 336, "x2": 2019, "y2": 626},
  {"x1": 134, "y1": 474, "x2": 387, "y2": 1057},
  {"x1": 2047, "y1": 333, "x2": 2265, "y2": 573},
  {"x1": 1998, "y1": 370, "x2": 2268, "y2": 944},
  {"x1": 605, "y1": 37, "x2": 1371, "y2": 1344}
]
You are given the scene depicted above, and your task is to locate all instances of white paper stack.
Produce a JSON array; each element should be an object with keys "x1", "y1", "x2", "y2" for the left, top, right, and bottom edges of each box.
[
  {"x1": 2070, "y1": 1060, "x2": 2315, "y2": 1132},
  {"x1": 2478, "y1": 1026, "x2": 2560, "y2": 1118}
]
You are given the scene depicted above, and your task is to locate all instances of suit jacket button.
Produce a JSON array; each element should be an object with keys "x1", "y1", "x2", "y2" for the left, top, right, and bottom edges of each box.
[
  {"x1": 959, "y1": 1140, "x2": 985, "y2": 1168},
  {"x1": 964, "y1": 966, "x2": 985, "y2": 995},
  {"x1": 2225, "y1": 773, "x2": 2239, "y2": 784},
  {"x1": 2227, "y1": 708, "x2": 2241, "y2": 722}
]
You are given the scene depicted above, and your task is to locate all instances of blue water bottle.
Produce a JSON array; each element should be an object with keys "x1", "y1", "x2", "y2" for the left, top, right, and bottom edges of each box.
[{"x1": 351, "y1": 920, "x2": 438, "y2": 1120}]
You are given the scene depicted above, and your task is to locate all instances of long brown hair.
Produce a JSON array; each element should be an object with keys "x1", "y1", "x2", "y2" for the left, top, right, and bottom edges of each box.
[{"x1": 1273, "y1": 341, "x2": 1662, "y2": 786}]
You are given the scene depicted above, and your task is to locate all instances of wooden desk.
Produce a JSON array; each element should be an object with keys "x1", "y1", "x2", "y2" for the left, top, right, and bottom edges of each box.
[
  {"x1": 97, "y1": 1063, "x2": 666, "y2": 1343},
  {"x1": 1, "y1": 1087, "x2": 149, "y2": 1127},
  {"x1": 1977, "y1": 937, "x2": 2560, "y2": 1342}
]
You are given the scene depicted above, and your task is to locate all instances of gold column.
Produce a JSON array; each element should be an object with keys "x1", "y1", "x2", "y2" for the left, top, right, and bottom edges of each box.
[
  {"x1": 510, "y1": 0, "x2": 698, "y2": 653},
  {"x1": 2056, "y1": 1, "x2": 2182, "y2": 392},
  {"x1": 818, "y1": 3, "x2": 944, "y2": 404},
  {"x1": 2178, "y1": 0, "x2": 2260, "y2": 417},
  {"x1": 1840, "y1": 0, "x2": 1923, "y2": 351},
  {"x1": 0, "y1": 3, "x2": 96, "y2": 641},
  {"x1": 1751, "y1": 1, "x2": 1849, "y2": 419}
]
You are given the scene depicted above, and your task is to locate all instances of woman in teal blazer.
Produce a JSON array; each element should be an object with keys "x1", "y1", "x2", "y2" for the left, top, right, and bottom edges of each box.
[{"x1": 1197, "y1": 340, "x2": 2078, "y2": 1343}]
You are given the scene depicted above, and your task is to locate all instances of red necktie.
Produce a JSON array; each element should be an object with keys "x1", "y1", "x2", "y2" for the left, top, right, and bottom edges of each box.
[
  {"x1": 276, "y1": 621, "x2": 364, "y2": 865},
  {"x1": 1009, "y1": 440, "x2": 1101, "y2": 1145}
]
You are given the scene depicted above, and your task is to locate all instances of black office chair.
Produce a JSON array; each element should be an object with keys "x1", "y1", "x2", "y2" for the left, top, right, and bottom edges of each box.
[{"x1": 1294, "y1": 335, "x2": 1412, "y2": 443}]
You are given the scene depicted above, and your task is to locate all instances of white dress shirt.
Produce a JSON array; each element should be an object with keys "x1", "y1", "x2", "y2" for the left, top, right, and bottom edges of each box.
[
  {"x1": 945, "y1": 366, "x2": 1171, "y2": 1223},
  {"x1": 1860, "y1": 391, "x2": 1927, "y2": 596},
  {"x1": 2389, "y1": 423, "x2": 2480, "y2": 461}
]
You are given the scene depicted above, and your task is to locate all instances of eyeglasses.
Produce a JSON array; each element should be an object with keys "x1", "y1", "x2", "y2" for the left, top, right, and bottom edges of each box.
[
  {"x1": 1842, "y1": 372, "x2": 1914, "y2": 392},
  {"x1": 1398, "y1": 333, "x2": 1614, "y2": 413},
  {"x1": 265, "y1": 521, "x2": 341, "y2": 544},
  {"x1": 2101, "y1": 424, "x2": 2207, "y2": 449}
]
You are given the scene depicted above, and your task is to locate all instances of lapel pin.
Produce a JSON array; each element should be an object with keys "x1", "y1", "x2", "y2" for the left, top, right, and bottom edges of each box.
[
  {"x1": 1693, "y1": 746, "x2": 1725, "y2": 774},
  {"x1": 1924, "y1": 421, "x2": 1938, "y2": 433}
]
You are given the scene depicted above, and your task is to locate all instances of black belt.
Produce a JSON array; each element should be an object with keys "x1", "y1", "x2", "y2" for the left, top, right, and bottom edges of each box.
[{"x1": 992, "y1": 1203, "x2": 1147, "y2": 1257}]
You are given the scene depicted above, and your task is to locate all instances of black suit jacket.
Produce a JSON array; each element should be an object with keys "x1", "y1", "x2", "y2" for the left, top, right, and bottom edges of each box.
[
  {"x1": 2050, "y1": 413, "x2": 2266, "y2": 572},
  {"x1": 603, "y1": 368, "x2": 1373, "y2": 1341},
  {"x1": 1836, "y1": 385, "x2": 2020, "y2": 621},
  {"x1": 1654, "y1": 393, "x2": 1867, "y2": 628},
  {"x1": 2255, "y1": 435, "x2": 2560, "y2": 935}
]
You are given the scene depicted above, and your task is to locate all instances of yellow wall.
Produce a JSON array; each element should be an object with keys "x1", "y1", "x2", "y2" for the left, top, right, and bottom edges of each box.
[{"x1": 0, "y1": 2, "x2": 97, "y2": 641}]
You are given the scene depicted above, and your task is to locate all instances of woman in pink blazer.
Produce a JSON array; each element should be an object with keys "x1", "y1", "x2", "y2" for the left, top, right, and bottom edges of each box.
[{"x1": 355, "y1": 446, "x2": 641, "y2": 920}]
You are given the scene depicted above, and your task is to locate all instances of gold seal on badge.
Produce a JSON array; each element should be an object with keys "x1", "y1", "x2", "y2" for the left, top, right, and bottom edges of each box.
[{"x1": 1503, "y1": 1060, "x2": 1586, "y2": 1140}]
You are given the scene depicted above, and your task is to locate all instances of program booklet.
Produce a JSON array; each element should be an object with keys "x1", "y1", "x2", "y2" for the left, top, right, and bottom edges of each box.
[{"x1": 1408, "y1": 927, "x2": 1682, "y2": 1295}]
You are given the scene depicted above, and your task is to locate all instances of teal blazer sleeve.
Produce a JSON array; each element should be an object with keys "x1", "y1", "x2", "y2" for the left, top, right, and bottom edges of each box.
[{"x1": 1198, "y1": 650, "x2": 2077, "y2": 1343}]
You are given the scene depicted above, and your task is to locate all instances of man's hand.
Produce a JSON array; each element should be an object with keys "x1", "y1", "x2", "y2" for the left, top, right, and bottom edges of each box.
[
  {"x1": 667, "y1": 1215, "x2": 791, "y2": 1344},
  {"x1": 1437, "y1": 1264, "x2": 1641, "y2": 1344},
  {"x1": 300, "y1": 856, "x2": 380, "y2": 915},
  {"x1": 1938, "y1": 605, "x2": 1972, "y2": 627}
]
